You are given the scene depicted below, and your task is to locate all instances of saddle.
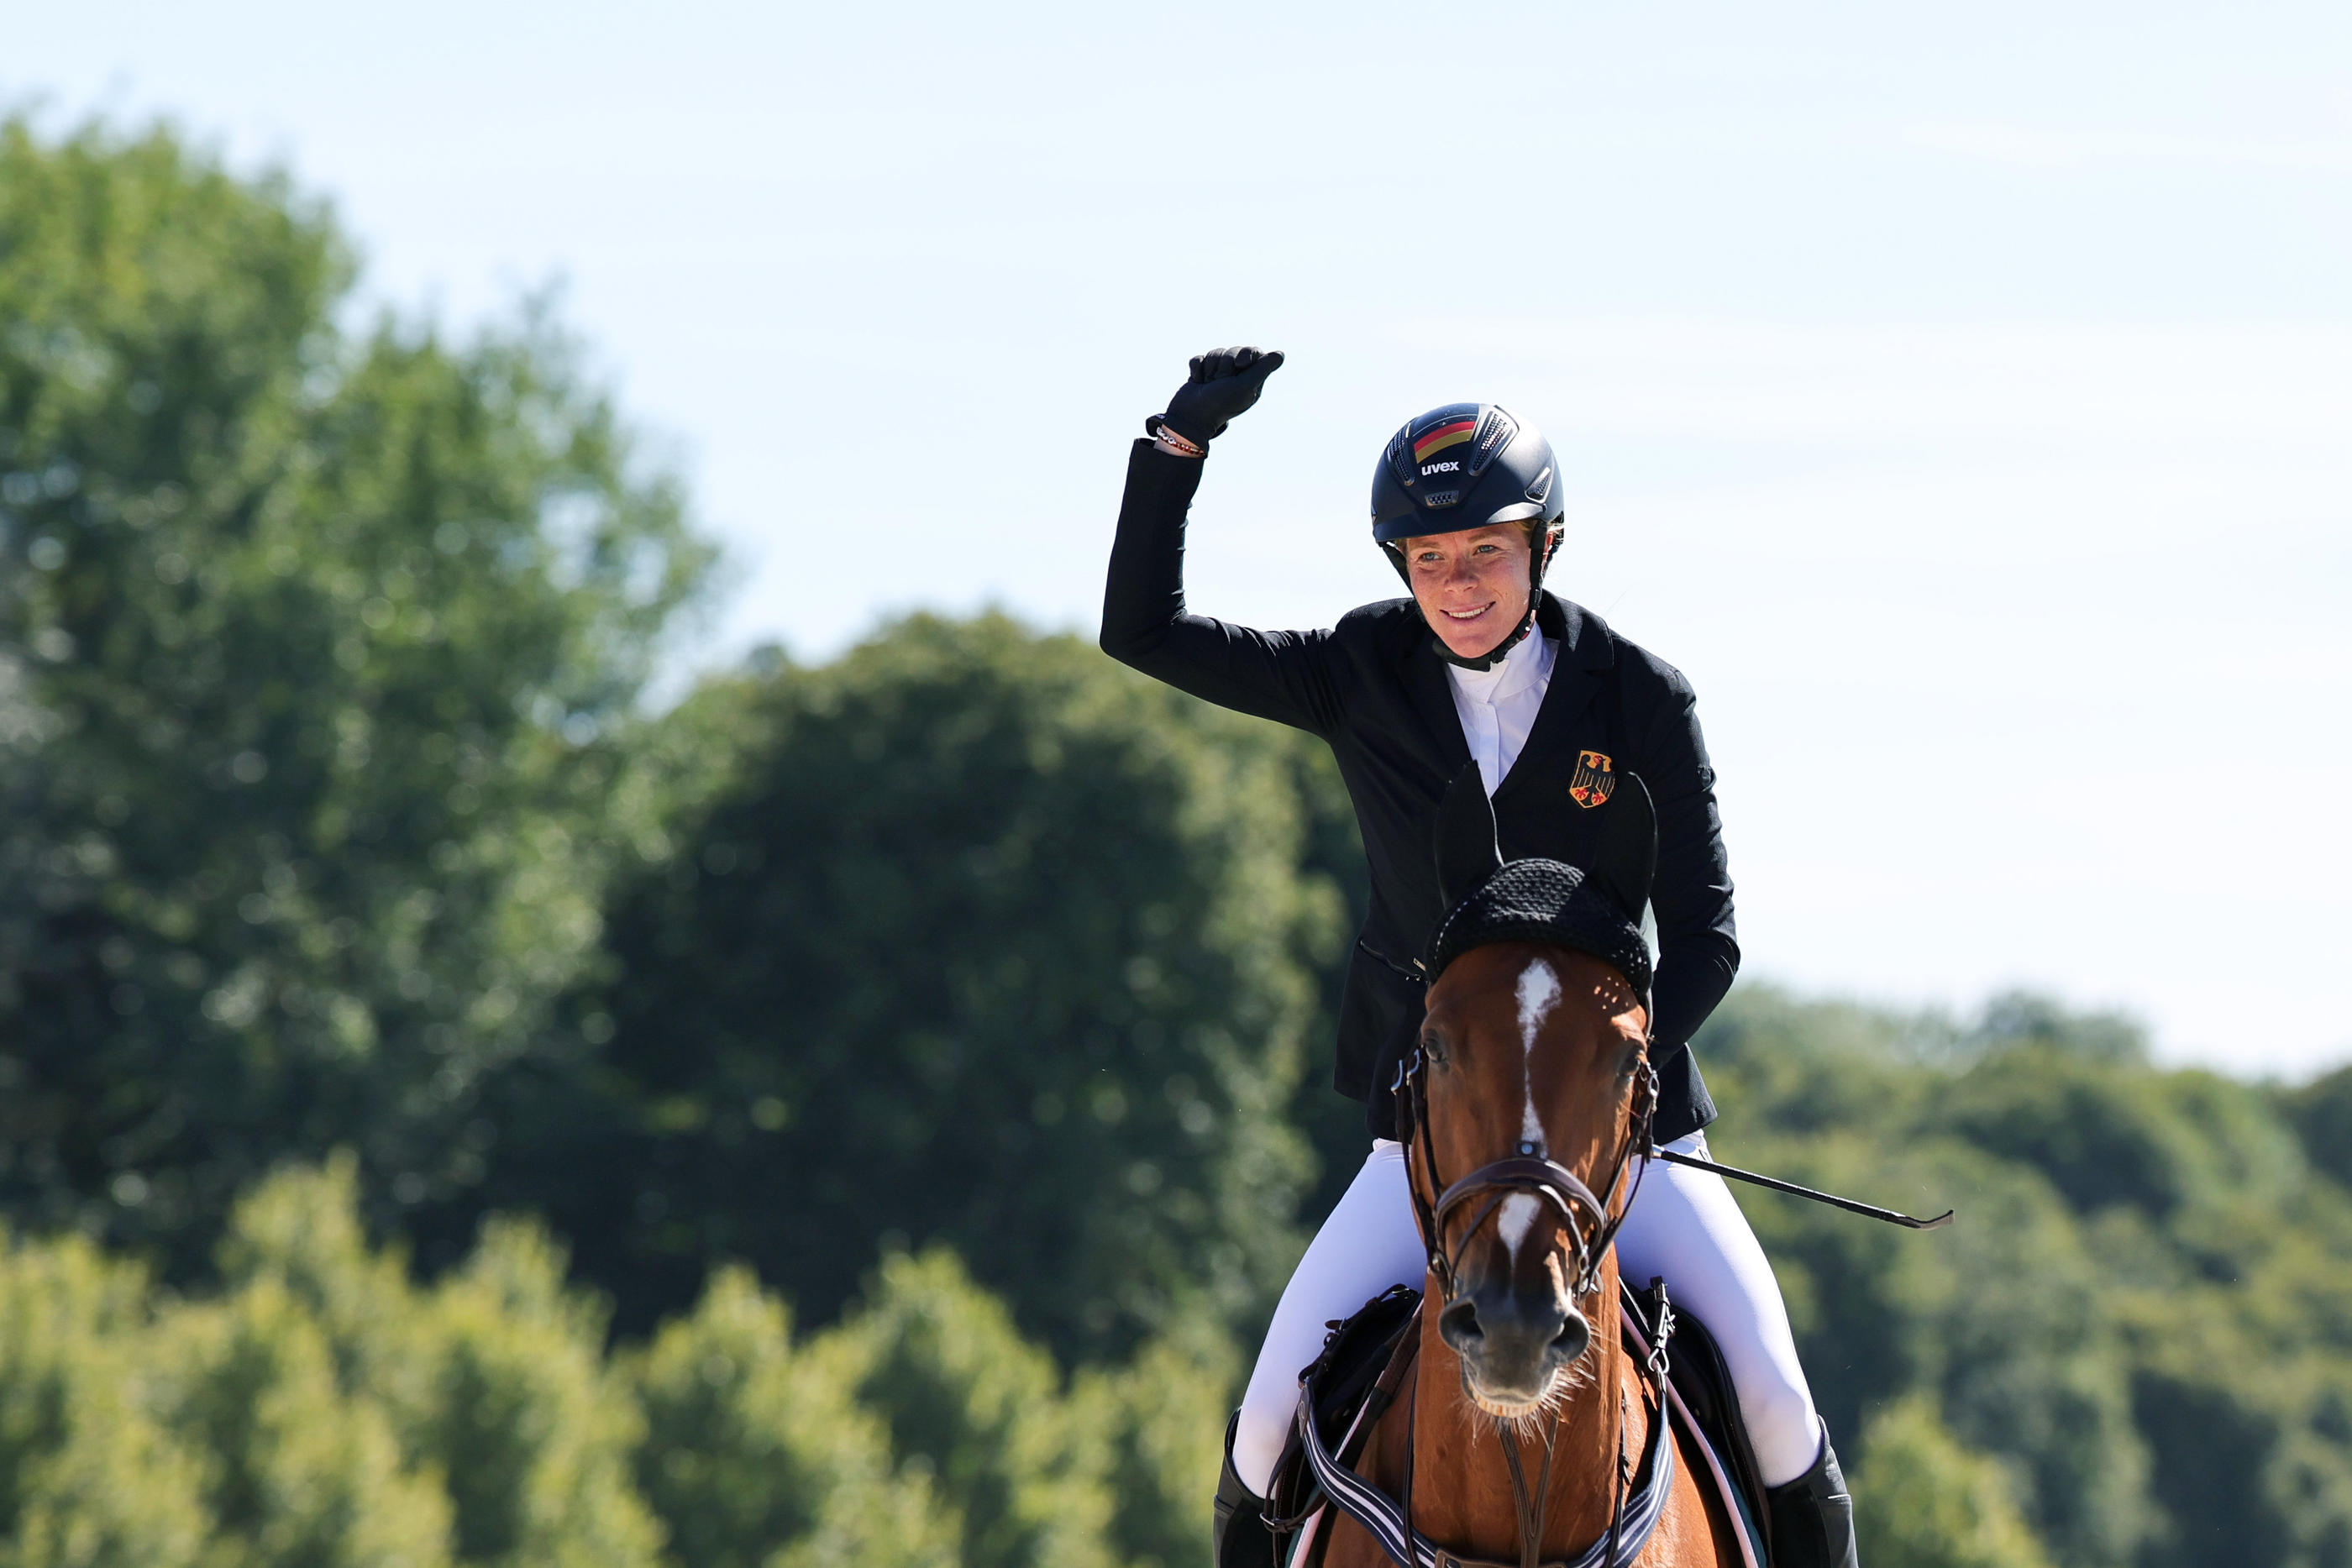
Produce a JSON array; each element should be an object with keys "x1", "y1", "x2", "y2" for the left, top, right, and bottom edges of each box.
[
  {"x1": 1625, "y1": 1277, "x2": 1772, "y2": 1567},
  {"x1": 1264, "y1": 1286, "x2": 1423, "y2": 1565},
  {"x1": 1264, "y1": 1282, "x2": 1772, "y2": 1568}
]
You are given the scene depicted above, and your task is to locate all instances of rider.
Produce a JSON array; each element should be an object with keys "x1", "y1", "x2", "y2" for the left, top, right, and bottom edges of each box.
[{"x1": 1100, "y1": 349, "x2": 1859, "y2": 1568}]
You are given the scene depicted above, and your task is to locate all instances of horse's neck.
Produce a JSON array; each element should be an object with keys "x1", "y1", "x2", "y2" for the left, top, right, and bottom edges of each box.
[{"x1": 1401, "y1": 1255, "x2": 1633, "y2": 1565}]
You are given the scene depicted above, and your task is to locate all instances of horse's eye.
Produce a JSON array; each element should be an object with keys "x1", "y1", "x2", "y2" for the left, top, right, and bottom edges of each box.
[{"x1": 1420, "y1": 1030, "x2": 1451, "y2": 1066}]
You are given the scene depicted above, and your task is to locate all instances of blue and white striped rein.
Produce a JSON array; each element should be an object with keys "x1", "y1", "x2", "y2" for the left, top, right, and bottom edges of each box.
[{"x1": 1293, "y1": 1367, "x2": 1675, "y2": 1568}]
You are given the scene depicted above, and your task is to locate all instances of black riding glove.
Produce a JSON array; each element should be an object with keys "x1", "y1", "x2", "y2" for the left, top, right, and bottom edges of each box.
[{"x1": 1150, "y1": 346, "x2": 1284, "y2": 447}]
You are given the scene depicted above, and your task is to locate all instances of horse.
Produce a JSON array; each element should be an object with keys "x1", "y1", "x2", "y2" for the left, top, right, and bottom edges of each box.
[{"x1": 1315, "y1": 771, "x2": 1741, "y2": 1568}]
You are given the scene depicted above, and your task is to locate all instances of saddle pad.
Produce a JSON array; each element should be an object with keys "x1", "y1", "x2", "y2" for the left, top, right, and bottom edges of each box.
[
  {"x1": 1618, "y1": 1292, "x2": 1767, "y2": 1568},
  {"x1": 1268, "y1": 1285, "x2": 1423, "y2": 1538}
]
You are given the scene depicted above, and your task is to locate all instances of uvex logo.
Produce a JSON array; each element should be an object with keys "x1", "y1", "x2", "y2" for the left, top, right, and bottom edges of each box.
[{"x1": 1419, "y1": 460, "x2": 1461, "y2": 476}]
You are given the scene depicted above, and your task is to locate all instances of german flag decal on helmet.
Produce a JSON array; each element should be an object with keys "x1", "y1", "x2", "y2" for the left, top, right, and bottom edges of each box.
[
  {"x1": 1412, "y1": 417, "x2": 1478, "y2": 464},
  {"x1": 1570, "y1": 750, "x2": 1615, "y2": 808}
]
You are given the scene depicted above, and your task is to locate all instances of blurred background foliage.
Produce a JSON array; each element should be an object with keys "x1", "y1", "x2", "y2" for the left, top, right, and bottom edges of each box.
[
  {"x1": 5, "y1": 116, "x2": 2352, "y2": 1568},
  {"x1": 446, "y1": 615, "x2": 1335, "y2": 1356}
]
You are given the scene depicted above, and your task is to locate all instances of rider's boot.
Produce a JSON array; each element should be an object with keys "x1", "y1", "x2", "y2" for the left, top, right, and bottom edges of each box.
[
  {"x1": 1764, "y1": 1422, "x2": 1857, "y2": 1568},
  {"x1": 1214, "y1": 1413, "x2": 1279, "y2": 1568}
]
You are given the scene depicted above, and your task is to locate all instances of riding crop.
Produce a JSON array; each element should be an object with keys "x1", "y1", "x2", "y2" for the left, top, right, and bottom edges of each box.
[{"x1": 1650, "y1": 1147, "x2": 1954, "y2": 1230}]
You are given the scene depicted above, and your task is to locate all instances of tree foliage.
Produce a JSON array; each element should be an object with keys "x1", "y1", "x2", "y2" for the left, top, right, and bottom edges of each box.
[
  {"x1": 1852, "y1": 1393, "x2": 2054, "y2": 1568},
  {"x1": 0, "y1": 116, "x2": 709, "y2": 1272},
  {"x1": 628, "y1": 1266, "x2": 951, "y2": 1568},
  {"x1": 467, "y1": 615, "x2": 1335, "y2": 1355},
  {"x1": 0, "y1": 1160, "x2": 1221, "y2": 1568},
  {"x1": 1698, "y1": 983, "x2": 2352, "y2": 1567}
]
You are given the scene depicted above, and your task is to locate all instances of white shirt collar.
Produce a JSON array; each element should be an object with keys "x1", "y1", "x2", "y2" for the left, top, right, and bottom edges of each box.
[{"x1": 1446, "y1": 625, "x2": 1555, "y2": 705}]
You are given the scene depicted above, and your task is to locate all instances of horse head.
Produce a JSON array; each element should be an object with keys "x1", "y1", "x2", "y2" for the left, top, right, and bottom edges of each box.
[{"x1": 1406, "y1": 767, "x2": 1659, "y2": 1420}]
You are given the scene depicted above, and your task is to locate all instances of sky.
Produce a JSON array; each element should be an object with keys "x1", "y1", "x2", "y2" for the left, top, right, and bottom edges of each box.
[{"x1": 10, "y1": 0, "x2": 2350, "y2": 1074}]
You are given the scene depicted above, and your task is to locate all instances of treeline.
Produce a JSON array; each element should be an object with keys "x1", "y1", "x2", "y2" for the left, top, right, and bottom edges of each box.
[
  {"x1": 0, "y1": 114, "x2": 1336, "y2": 1362},
  {"x1": 8, "y1": 116, "x2": 2352, "y2": 1568},
  {"x1": 1705, "y1": 989, "x2": 2352, "y2": 1568},
  {"x1": 0, "y1": 1155, "x2": 1226, "y2": 1568}
]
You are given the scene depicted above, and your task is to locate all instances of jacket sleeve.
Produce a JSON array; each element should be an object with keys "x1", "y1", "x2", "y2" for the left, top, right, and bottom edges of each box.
[
  {"x1": 1098, "y1": 440, "x2": 1341, "y2": 735},
  {"x1": 1638, "y1": 668, "x2": 1740, "y2": 1057}
]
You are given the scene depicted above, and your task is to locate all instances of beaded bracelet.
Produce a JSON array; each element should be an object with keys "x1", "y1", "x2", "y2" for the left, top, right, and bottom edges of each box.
[{"x1": 1149, "y1": 417, "x2": 1205, "y2": 458}]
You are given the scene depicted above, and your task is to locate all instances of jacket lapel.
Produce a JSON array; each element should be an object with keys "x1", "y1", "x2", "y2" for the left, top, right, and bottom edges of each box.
[
  {"x1": 1494, "y1": 594, "x2": 1612, "y2": 808},
  {"x1": 1396, "y1": 614, "x2": 1473, "y2": 779}
]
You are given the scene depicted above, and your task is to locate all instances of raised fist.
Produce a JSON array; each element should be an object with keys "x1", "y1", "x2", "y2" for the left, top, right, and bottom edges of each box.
[{"x1": 1154, "y1": 347, "x2": 1285, "y2": 446}]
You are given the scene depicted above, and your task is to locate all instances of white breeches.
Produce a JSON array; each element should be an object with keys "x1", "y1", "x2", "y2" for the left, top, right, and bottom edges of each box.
[{"x1": 1233, "y1": 1133, "x2": 1823, "y2": 1495}]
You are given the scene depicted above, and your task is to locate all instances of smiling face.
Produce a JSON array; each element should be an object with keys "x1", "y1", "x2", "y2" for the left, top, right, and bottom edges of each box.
[{"x1": 1397, "y1": 524, "x2": 1536, "y2": 660}]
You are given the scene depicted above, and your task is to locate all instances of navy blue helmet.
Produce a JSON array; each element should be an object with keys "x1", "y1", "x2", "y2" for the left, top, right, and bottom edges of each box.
[{"x1": 1370, "y1": 402, "x2": 1562, "y2": 551}]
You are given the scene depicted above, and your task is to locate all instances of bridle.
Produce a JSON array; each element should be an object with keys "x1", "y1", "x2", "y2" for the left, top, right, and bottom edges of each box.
[
  {"x1": 1390, "y1": 1020, "x2": 1660, "y2": 1309},
  {"x1": 1378, "y1": 1000, "x2": 1670, "y2": 1568}
]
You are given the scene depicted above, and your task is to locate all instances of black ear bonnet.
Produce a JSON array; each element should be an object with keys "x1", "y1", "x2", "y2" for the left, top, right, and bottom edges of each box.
[{"x1": 1425, "y1": 766, "x2": 1658, "y2": 1004}]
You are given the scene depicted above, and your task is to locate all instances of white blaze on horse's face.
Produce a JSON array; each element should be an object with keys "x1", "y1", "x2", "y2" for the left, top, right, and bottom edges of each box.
[{"x1": 1497, "y1": 956, "x2": 1562, "y2": 1259}]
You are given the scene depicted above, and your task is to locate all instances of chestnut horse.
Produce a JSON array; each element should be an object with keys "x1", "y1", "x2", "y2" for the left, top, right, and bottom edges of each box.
[{"x1": 1319, "y1": 779, "x2": 1739, "y2": 1568}]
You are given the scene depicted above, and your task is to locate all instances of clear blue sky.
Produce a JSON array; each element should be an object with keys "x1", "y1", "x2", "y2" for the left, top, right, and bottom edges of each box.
[{"x1": 12, "y1": 1, "x2": 2350, "y2": 1073}]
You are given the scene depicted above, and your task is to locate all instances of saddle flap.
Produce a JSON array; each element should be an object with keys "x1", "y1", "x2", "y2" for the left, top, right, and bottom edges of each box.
[
  {"x1": 1622, "y1": 1278, "x2": 1771, "y2": 1567},
  {"x1": 1267, "y1": 1286, "x2": 1423, "y2": 1535}
]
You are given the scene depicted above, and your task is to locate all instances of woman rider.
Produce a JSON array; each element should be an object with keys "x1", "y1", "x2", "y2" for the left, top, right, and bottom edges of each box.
[{"x1": 1100, "y1": 349, "x2": 1859, "y2": 1568}]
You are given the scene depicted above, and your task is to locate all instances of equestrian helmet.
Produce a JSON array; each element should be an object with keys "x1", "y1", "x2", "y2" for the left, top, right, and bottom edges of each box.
[{"x1": 1370, "y1": 403, "x2": 1563, "y2": 566}]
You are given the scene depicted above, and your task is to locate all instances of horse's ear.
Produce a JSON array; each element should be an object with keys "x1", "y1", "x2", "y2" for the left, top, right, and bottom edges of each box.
[
  {"x1": 1586, "y1": 772, "x2": 1656, "y2": 921},
  {"x1": 1435, "y1": 765, "x2": 1504, "y2": 910}
]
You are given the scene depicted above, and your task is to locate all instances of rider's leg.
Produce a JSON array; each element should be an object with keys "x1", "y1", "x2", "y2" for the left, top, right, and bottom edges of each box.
[
  {"x1": 1215, "y1": 1413, "x2": 1277, "y2": 1568},
  {"x1": 1612, "y1": 1131, "x2": 1822, "y2": 1486},
  {"x1": 1231, "y1": 1140, "x2": 1428, "y2": 1494},
  {"x1": 1764, "y1": 1432, "x2": 1858, "y2": 1568}
]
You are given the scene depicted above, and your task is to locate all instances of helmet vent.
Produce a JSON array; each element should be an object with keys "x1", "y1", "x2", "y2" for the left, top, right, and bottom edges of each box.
[
  {"x1": 1467, "y1": 410, "x2": 1518, "y2": 479},
  {"x1": 1525, "y1": 464, "x2": 1553, "y2": 504},
  {"x1": 1421, "y1": 489, "x2": 1461, "y2": 507},
  {"x1": 1385, "y1": 429, "x2": 1418, "y2": 487}
]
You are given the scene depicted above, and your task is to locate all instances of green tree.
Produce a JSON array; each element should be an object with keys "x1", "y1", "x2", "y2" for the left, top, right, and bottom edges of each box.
[
  {"x1": 480, "y1": 616, "x2": 1328, "y2": 1354},
  {"x1": 1698, "y1": 990, "x2": 2155, "y2": 1563},
  {"x1": 1073, "y1": 1308, "x2": 1236, "y2": 1568},
  {"x1": 1697, "y1": 984, "x2": 2352, "y2": 1567},
  {"x1": 209, "y1": 1152, "x2": 425, "y2": 1401},
  {"x1": 627, "y1": 1266, "x2": 951, "y2": 1568},
  {"x1": 0, "y1": 1231, "x2": 208, "y2": 1568},
  {"x1": 1735, "y1": 1132, "x2": 2148, "y2": 1566},
  {"x1": 153, "y1": 1277, "x2": 454, "y2": 1568},
  {"x1": 2283, "y1": 1062, "x2": 2352, "y2": 1191},
  {"x1": 820, "y1": 1248, "x2": 1116, "y2": 1568},
  {"x1": 1852, "y1": 1393, "x2": 2053, "y2": 1568},
  {"x1": 200, "y1": 1159, "x2": 666, "y2": 1568},
  {"x1": 0, "y1": 117, "x2": 709, "y2": 1274},
  {"x1": 407, "y1": 1220, "x2": 664, "y2": 1568},
  {"x1": 1929, "y1": 1046, "x2": 2296, "y2": 1219}
]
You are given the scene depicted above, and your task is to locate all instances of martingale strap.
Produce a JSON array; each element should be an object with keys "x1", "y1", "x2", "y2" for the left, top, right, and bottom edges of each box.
[{"x1": 1294, "y1": 1366, "x2": 1676, "y2": 1568}]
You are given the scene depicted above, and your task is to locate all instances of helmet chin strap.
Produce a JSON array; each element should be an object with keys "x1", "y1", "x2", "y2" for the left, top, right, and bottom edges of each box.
[
  {"x1": 1393, "y1": 527, "x2": 1562, "y2": 672},
  {"x1": 1431, "y1": 599, "x2": 1540, "y2": 671}
]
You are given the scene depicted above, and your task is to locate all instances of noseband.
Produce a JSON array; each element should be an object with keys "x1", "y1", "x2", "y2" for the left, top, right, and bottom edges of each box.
[{"x1": 1392, "y1": 1043, "x2": 1658, "y2": 1308}]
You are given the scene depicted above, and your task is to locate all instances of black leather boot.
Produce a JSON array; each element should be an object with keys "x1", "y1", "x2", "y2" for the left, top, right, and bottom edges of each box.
[
  {"x1": 1214, "y1": 1413, "x2": 1279, "y2": 1568},
  {"x1": 1764, "y1": 1422, "x2": 1857, "y2": 1568}
]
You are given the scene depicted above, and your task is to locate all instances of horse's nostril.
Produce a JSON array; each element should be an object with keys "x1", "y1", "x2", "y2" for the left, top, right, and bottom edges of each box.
[
  {"x1": 1552, "y1": 1307, "x2": 1592, "y2": 1361},
  {"x1": 1438, "y1": 1298, "x2": 1485, "y2": 1351}
]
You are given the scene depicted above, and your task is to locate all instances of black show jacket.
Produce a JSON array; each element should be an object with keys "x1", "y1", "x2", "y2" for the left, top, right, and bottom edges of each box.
[{"x1": 1100, "y1": 441, "x2": 1738, "y2": 1142}]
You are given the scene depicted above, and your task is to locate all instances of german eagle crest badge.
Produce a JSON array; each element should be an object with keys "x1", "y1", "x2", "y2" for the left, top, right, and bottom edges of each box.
[{"x1": 1570, "y1": 749, "x2": 1615, "y2": 808}]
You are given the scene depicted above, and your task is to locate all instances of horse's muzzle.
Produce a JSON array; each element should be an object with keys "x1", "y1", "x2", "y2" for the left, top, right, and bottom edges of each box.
[{"x1": 1438, "y1": 1283, "x2": 1591, "y2": 1413}]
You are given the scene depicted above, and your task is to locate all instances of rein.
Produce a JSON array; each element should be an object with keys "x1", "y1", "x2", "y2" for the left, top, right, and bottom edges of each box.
[{"x1": 1294, "y1": 1311, "x2": 1680, "y2": 1568}]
